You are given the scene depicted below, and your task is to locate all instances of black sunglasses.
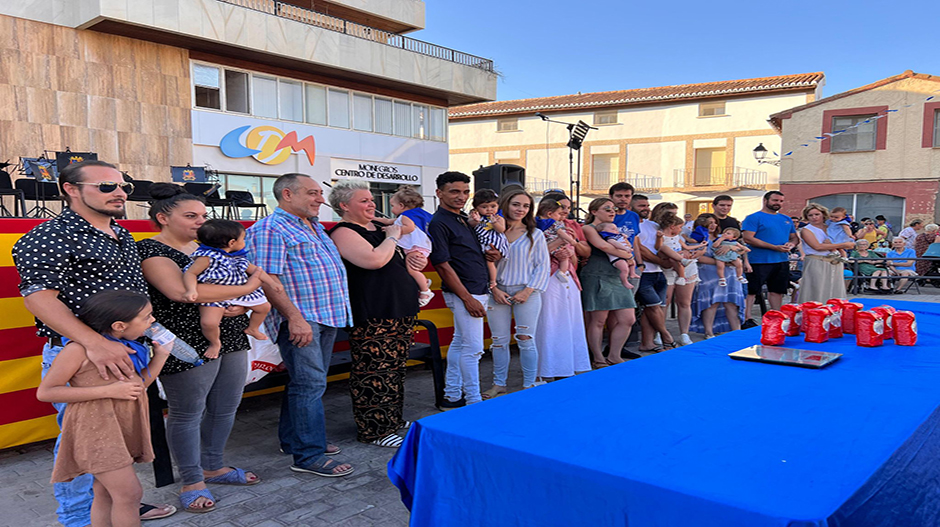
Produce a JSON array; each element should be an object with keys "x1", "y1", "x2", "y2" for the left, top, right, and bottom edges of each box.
[{"x1": 72, "y1": 181, "x2": 135, "y2": 194}]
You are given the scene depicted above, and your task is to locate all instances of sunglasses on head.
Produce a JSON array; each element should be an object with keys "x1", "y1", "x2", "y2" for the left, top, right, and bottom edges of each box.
[{"x1": 72, "y1": 181, "x2": 135, "y2": 194}]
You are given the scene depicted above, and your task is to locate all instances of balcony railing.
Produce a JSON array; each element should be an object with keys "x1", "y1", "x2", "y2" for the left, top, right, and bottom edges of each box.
[
  {"x1": 673, "y1": 167, "x2": 768, "y2": 189},
  {"x1": 218, "y1": 0, "x2": 495, "y2": 72},
  {"x1": 589, "y1": 171, "x2": 661, "y2": 193},
  {"x1": 526, "y1": 178, "x2": 563, "y2": 195}
]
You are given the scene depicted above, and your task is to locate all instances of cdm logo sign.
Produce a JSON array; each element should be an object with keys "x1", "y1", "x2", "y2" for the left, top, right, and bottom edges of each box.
[{"x1": 219, "y1": 125, "x2": 316, "y2": 166}]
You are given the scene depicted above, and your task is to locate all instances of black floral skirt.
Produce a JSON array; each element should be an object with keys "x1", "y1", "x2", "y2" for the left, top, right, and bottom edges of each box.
[{"x1": 348, "y1": 316, "x2": 417, "y2": 442}]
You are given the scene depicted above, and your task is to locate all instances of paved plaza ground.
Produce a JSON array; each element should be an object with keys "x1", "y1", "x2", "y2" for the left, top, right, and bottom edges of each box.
[{"x1": 2, "y1": 287, "x2": 937, "y2": 527}]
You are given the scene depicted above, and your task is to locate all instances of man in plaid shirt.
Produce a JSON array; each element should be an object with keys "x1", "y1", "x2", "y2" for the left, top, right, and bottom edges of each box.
[{"x1": 247, "y1": 173, "x2": 355, "y2": 478}]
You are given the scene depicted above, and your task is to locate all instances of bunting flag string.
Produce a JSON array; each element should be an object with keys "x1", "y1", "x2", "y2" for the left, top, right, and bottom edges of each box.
[{"x1": 778, "y1": 88, "x2": 940, "y2": 159}]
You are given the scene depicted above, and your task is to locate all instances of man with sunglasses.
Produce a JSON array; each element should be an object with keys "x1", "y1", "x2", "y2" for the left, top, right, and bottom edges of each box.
[{"x1": 13, "y1": 160, "x2": 176, "y2": 525}]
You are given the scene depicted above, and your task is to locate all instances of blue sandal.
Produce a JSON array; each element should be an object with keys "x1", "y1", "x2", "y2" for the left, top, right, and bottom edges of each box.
[
  {"x1": 179, "y1": 488, "x2": 216, "y2": 513},
  {"x1": 204, "y1": 467, "x2": 260, "y2": 486}
]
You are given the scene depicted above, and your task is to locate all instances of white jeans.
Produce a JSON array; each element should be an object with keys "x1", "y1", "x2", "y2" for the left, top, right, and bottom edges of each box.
[
  {"x1": 487, "y1": 285, "x2": 542, "y2": 388},
  {"x1": 443, "y1": 292, "x2": 488, "y2": 404}
]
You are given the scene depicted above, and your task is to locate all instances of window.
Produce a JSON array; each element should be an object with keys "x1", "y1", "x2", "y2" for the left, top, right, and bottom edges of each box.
[
  {"x1": 190, "y1": 61, "x2": 449, "y2": 141},
  {"x1": 219, "y1": 174, "x2": 278, "y2": 219},
  {"x1": 193, "y1": 64, "x2": 221, "y2": 109},
  {"x1": 305, "y1": 84, "x2": 327, "y2": 125},
  {"x1": 934, "y1": 110, "x2": 940, "y2": 148},
  {"x1": 497, "y1": 118, "x2": 518, "y2": 132},
  {"x1": 279, "y1": 80, "x2": 303, "y2": 122},
  {"x1": 394, "y1": 101, "x2": 412, "y2": 137},
  {"x1": 375, "y1": 98, "x2": 393, "y2": 134},
  {"x1": 812, "y1": 193, "x2": 904, "y2": 235},
  {"x1": 429, "y1": 107, "x2": 446, "y2": 141},
  {"x1": 328, "y1": 89, "x2": 349, "y2": 128},
  {"x1": 830, "y1": 115, "x2": 876, "y2": 152},
  {"x1": 594, "y1": 110, "x2": 618, "y2": 125},
  {"x1": 699, "y1": 101, "x2": 726, "y2": 117},
  {"x1": 224, "y1": 70, "x2": 249, "y2": 113},
  {"x1": 353, "y1": 93, "x2": 373, "y2": 132},
  {"x1": 251, "y1": 75, "x2": 278, "y2": 118},
  {"x1": 413, "y1": 104, "x2": 428, "y2": 139}
]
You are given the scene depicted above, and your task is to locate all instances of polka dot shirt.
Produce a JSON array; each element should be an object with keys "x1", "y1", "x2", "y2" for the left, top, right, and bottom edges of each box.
[{"x1": 12, "y1": 208, "x2": 147, "y2": 338}]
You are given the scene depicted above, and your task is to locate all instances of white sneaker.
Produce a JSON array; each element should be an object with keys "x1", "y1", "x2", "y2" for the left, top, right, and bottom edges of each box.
[
  {"x1": 555, "y1": 271, "x2": 569, "y2": 283},
  {"x1": 675, "y1": 277, "x2": 687, "y2": 286},
  {"x1": 679, "y1": 333, "x2": 693, "y2": 346},
  {"x1": 681, "y1": 258, "x2": 695, "y2": 267},
  {"x1": 653, "y1": 333, "x2": 662, "y2": 346}
]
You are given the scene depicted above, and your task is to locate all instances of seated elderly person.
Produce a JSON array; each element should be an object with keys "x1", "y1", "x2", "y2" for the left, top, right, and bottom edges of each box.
[
  {"x1": 846, "y1": 239, "x2": 882, "y2": 292},
  {"x1": 872, "y1": 237, "x2": 916, "y2": 294}
]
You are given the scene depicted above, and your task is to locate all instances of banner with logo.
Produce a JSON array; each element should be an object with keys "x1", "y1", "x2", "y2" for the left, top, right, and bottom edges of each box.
[
  {"x1": 330, "y1": 159, "x2": 421, "y2": 184},
  {"x1": 170, "y1": 166, "x2": 207, "y2": 183},
  {"x1": 55, "y1": 151, "x2": 97, "y2": 172}
]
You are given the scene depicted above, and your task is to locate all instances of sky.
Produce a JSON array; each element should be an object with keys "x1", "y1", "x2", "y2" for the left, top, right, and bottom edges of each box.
[{"x1": 411, "y1": 0, "x2": 937, "y2": 103}]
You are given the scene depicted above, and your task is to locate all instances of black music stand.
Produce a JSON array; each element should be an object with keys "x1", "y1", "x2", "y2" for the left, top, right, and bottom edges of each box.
[{"x1": 21, "y1": 158, "x2": 59, "y2": 218}]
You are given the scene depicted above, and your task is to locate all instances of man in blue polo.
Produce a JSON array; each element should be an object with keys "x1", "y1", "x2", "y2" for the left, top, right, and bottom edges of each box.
[{"x1": 742, "y1": 191, "x2": 799, "y2": 326}]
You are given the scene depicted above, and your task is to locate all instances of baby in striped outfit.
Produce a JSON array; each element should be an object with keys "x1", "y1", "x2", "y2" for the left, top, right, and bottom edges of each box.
[
  {"x1": 468, "y1": 189, "x2": 509, "y2": 290},
  {"x1": 183, "y1": 219, "x2": 280, "y2": 358}
]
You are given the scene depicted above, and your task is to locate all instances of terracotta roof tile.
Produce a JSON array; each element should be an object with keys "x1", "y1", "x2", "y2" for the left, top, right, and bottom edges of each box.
[{"x1": 449, "y1": 72, "x2": 824, "y2": 119}]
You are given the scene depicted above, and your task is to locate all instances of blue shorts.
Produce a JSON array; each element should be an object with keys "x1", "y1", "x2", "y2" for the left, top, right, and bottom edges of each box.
[{"x1": 635, "y1": 272, "x2": 668, "y2": 306}]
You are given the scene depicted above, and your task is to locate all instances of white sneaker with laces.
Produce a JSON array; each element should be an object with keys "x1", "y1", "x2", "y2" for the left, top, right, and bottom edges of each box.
[{"x1": 679, "y1": 333, "x2": 693, "y2": 346}]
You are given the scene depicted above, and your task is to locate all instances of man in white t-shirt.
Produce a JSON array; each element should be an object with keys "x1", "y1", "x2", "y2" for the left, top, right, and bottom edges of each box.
[{"x1": 631, "y1": 195, "x2": 676, "y2": 352}]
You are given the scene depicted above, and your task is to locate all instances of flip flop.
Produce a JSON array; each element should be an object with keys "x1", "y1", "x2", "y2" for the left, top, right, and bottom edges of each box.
[
  {"x1": 179, "y1": 488, "x2": 216, "y2": 514},
  {"x1": 481, "y1": 386, "x2": 507, "y2": 400},
  {"x1": 290, "y1": 457, "x2": 355, "y2": 478},
  {"x1": 325, "y1": 443, "x2": 342, "y2": 456},
  {"x1": 204, "y1": 467, "x2": 260, "y2": 486},
  {"x1": 140, "y1": 503, "x2": 177, "y2": 521},
  {"x1": 399, "y1": 420, "x2": 413, "y2": 431}
]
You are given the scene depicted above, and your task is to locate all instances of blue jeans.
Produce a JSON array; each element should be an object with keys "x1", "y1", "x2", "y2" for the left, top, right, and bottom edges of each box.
[
  {"x1": 160, "y1": 350, "x2": 248, "y2": 485},
  {"x1": 487, "y1": 286, "x2": 542, "y2": 388},
  {"x1": 276, "y1": 320, "x2": 337, "y2": 469},
  {"x1": 442, "y1": 292, "x2": 487, "y2": 404},
  {"x1": 42, "y1": 343, "x2": 94, "y2": 527}
]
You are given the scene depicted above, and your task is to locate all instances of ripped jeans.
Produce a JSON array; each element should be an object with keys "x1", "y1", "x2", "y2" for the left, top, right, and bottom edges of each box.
[{"x1": 486, "y1": 285, "x2": 542, "y2": 388}]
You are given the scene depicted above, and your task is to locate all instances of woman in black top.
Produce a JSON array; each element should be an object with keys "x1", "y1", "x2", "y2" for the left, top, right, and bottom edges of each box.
[
  {"x1": 136, "y1": 184, "x2": 261, "y2": 512},
  {"x1": 328, "y1": 180, "x2": 423, "y2": 448}
]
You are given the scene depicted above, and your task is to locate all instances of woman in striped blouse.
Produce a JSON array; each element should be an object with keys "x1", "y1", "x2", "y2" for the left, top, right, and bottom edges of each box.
[{"x1": 482, "y1": 187, "x2": 551, "y2": 399}]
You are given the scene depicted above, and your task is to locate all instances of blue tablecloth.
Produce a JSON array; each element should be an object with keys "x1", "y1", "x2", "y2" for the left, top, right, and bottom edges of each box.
[{"x1": 389, "y1": 299, "x2": 940, "y2": 526}]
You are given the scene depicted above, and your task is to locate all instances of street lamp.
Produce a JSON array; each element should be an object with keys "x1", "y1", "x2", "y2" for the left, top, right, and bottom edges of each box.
[{"x1": 752, "y1": 143, "x2": 781, "y2": 166}]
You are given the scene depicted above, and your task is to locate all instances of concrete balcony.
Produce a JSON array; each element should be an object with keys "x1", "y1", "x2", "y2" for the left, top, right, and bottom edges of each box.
[{"x1": 9, "y1": 0, "x2": 495, "y2": 105}]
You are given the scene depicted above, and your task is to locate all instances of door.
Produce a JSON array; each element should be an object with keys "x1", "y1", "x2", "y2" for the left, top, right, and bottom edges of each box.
[
  {"x1": 694, "y1": 148, "x2": 726, "y2": 186},
  {"x1": 685, "y1": 201, "x2": 713, "y2": 218}
]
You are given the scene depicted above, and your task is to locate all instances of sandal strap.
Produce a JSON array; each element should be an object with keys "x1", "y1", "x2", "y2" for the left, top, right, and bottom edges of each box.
[
  {"x1": 180, "y1": 488, "x2": 215, "y2": 510},
  {"x1": 204, "y1": 467, "x2": 247, "y2": 485}
]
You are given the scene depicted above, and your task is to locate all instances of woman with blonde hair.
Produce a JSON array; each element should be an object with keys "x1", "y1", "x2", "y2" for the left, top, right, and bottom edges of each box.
[{"x1": 798, "y1": 203, "x2": 856, "y2": 302}]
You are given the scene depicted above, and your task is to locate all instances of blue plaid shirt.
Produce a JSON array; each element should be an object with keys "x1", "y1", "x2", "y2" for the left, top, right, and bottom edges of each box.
[{"x1": 247, "y1": 207, "x2": 352, "y2": 338}]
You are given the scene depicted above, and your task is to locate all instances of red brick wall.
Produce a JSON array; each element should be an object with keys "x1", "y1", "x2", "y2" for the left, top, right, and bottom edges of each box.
[{"x1": 779, "y1": 181, "x2": 939, "y2": 221}]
